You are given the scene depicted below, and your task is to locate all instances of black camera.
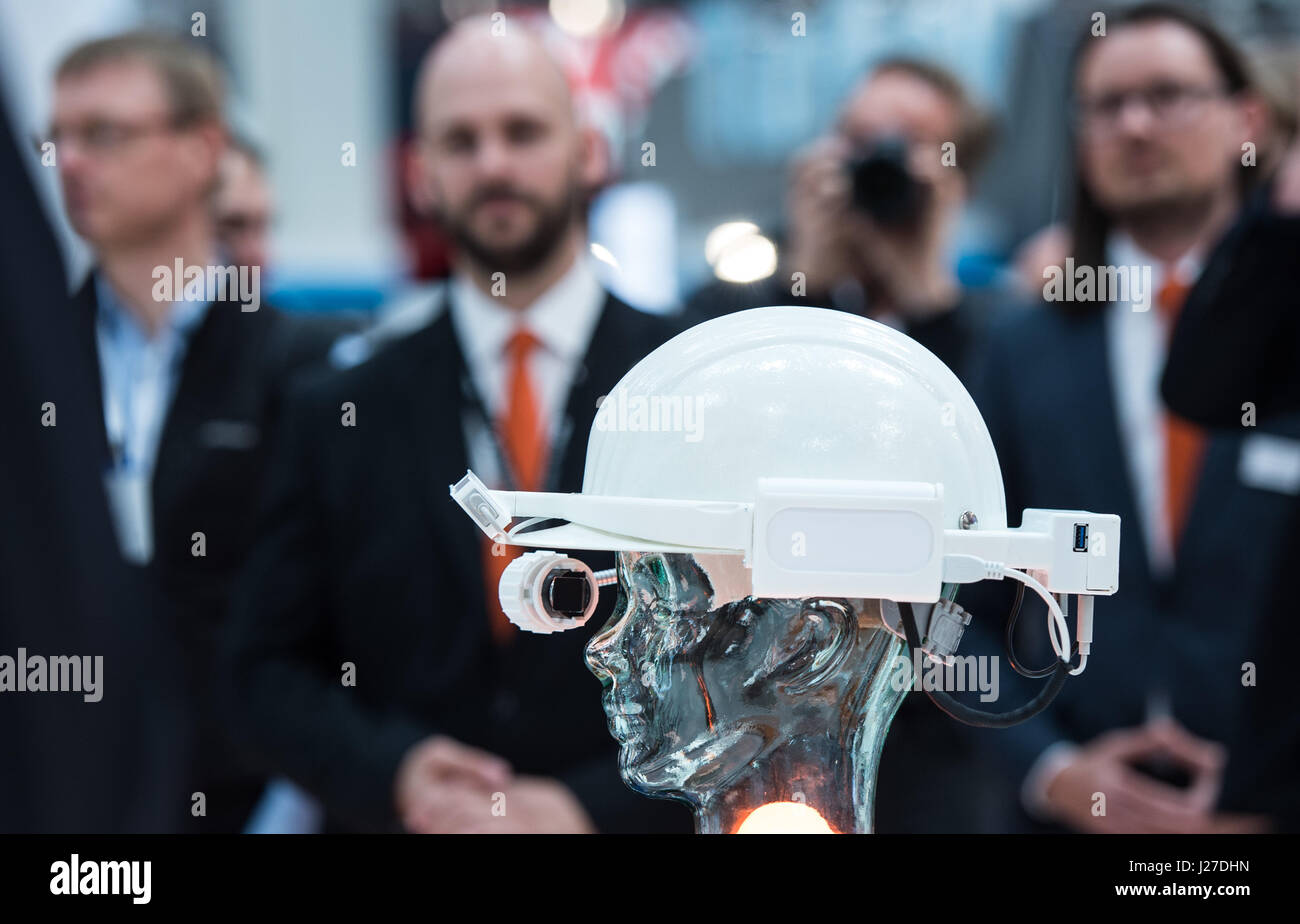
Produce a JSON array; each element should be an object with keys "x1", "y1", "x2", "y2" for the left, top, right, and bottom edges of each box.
[{"x1": 848, "y1": 136, "x2": 928, "y2": 227}]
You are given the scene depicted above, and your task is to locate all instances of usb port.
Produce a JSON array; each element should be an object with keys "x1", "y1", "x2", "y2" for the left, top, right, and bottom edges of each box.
[{"x1": 1073, "y1": 523, "x2": 1088, "y2": 552}]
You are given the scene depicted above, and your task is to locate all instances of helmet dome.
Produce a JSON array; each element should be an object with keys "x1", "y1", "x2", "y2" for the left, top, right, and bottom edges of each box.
[{"x1": 581, "y1": 306, "x2": 1007, "y2": 532}]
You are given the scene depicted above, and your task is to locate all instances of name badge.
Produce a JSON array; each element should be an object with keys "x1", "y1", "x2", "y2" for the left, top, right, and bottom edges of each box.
[
  {"x1": 1238, "y1": 433, "x2": 1300, "y2": 496},
  {"x1": 103, "y1": 467, "x2": 153, "y2": 564},
  {"x1": 197, "y1": 419, "x2": 260, "y2": 450}
]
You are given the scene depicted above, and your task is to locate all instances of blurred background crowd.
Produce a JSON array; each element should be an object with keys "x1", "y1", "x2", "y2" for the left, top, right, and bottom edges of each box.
[{"x1": 2, "y1": 0, "x2": 1298, "y2": 834}]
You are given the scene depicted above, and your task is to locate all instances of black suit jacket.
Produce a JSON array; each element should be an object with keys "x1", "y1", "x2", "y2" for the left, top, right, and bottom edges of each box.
[
  {"x1": 72, "y1": 280, "x2": 356, "y2": 831},
  {"x1": 1161, "y1": 183, "x2": 1300, "y2": 426},
  {"x1": 962, "y1": 304, "x2": 1300, "y2": 830},
  {"x1": 223, "y1": 294, "x2": 693, "y2": 833},
  {"x1": 1160, "y1": 187, "x2": 1300, "y2": 830},
  {"x1": 0, "y1": 94, "x2": 195, "y2": 832}
]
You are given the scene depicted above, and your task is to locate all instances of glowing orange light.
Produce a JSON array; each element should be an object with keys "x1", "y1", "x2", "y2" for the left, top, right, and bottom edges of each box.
[{"x1": 734, "y1": 801, "x2": 836, "y2": 834}]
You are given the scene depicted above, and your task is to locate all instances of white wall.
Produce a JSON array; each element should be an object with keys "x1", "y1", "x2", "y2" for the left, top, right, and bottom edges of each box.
[
  {"x1": 0, "y1": 0, "x2": 143, "y2": 283},
  {"x1": 224, "y1": 0, "x2": 403, "y2": 288}
]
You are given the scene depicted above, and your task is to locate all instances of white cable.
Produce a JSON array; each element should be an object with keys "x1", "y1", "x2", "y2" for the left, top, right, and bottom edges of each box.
[
  {"x1": 1050, "y1": 595, "x2": 1071, "y2": 670},
  {"x1": 941, "y1": 554, "x2": 1075, "y2": 665},
  {"x1": 1050, "y1": 594, "x2": 1069, "y2": 664},
  {"x1": 1071, "y1": 594, "x2": 1094, "y2": 675},
  {"x1": 996, "y1": 566, "x2": 1072, "y2": 664}
]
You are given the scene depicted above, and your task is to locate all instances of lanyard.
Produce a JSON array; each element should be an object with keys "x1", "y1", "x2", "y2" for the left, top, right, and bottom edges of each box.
[
  {"x1": 96, "y1": 285, "x2": 203, "y2": 472},
  {"x1": 446, "y1": 291, "x2": 574, "y2": 494},
  {"x1": 102, "y1": 355, "x2": 135, "y2": 471},
  {"x1": 99, "y1": 321, "x2": 154, "y2": 472}
]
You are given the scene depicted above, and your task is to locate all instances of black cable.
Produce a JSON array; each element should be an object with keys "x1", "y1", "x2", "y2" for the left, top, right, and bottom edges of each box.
[
  {"x1": 1003, "y1": 582, "x2": 1079, "y2": 678},
  {"x1": 899, "y1": 600, "x2": 1069, "y2": 729}
]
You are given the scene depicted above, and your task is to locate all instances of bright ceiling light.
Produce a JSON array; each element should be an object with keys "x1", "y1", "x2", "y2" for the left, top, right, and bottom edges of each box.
[
  {"x1": 589, "y1": 241, "x2": 620, "y2": 271},
  {"x1": 704, "y1": 221, "x2": 759, "y2": 267},
  {"x1": 709, "y1": 222, "x2": 777, "y2": 285}
]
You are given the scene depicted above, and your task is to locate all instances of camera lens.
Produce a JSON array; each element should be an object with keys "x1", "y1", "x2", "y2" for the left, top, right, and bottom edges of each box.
[
  {"x1": 544, "y1": 569, "x2": 593, "y2": 619},
  {"x1": 849, "y1": 136, "x2": 926, "y2": 227}
]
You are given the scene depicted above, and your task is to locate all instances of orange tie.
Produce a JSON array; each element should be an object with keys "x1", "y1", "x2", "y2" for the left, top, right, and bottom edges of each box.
[
  {"x1": 482, "y1": 328, "x2": 551, "y2": 644},
  {"x1": 1157, "y1": 270, "x2": 1205, "y2": 556}
]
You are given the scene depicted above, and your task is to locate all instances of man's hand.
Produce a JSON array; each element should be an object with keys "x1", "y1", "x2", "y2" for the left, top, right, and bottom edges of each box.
[
  {"x1": 450, "y1": 776, "x2": 596, "y2": 834},
  {"x1": 784, "y1": 135, "x2": 861, "y2": 297},
  {"x1": 394, "y1": 735, "x2": 512, "y2": 834},
  {"x1": 1042, "y1": 718, "x2": 1266, "y2": 833}
]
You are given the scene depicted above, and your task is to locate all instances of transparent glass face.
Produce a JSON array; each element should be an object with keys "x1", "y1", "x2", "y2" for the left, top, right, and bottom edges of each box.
[{"x1": 584, "y1": 551, "x2": 909, "y2": 833}]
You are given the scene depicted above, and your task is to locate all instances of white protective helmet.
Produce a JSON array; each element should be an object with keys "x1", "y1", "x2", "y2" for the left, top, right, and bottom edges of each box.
[
  {"x1": 453, "y1": 306, "x2": 1119, "y2": 670},
  {"x1": 582, "y1": 304, "x2": 1005, "y2": 525}
]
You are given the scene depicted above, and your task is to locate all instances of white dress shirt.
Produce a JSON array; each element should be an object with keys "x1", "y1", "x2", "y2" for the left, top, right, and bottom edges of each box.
[
  {"x1": 94, "y1": 274, "x2": 210, "y2": 563},
  {"x1": 1103, "y1": 232, "x2": 1201, "y2": 579},
  {"x1": 448, "y1": 256, "x2": 606, "y2": 488},
  {"x1": 95, "y1": 273, "x2": 210, "y2": 473}
]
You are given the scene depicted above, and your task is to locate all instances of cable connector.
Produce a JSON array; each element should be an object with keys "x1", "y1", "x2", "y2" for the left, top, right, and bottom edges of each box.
[
  {"x1": 941, "y1": 553, "x2": 1004, "y2": 584},
  {"x1": 1070, "y1": 594, "x2": 1095, "y2": 675},
  {"x1": 945, "y1": 555, "x2": 1074, "y2": 666}
]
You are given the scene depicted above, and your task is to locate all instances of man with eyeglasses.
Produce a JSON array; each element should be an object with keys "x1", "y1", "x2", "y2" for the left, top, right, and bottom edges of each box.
[
  {"x1": 49, "y1": 31, "x2": 347, "y2": 832},
  {"x1": 1158, "y1": 63, "x2": 1300, "y2": 831},
  {"x1": 964, "y1": 3, "x2": 1283, "y2": 833}
]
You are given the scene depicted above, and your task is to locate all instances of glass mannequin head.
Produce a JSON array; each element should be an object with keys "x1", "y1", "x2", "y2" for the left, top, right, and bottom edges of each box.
[{"x1": 585, "y1": 551, "x2": 908, "y2": 833}]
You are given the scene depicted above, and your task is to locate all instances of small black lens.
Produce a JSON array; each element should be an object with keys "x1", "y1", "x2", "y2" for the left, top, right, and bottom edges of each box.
[
  {"x1": 849, "y1": 136, "x2": 926, "y2": 227},
  {"x1": 545, "y1": 569, "x2": 592, "y2": 618}
]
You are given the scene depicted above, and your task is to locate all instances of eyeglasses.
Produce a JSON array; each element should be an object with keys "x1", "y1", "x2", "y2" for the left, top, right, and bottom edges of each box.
[
  {"x1": 1075, "y1": 82, "x2": 1230, "y2": 133},
  {"x1": 35, "y1": 115, "x2": 182, "y2": 157}
]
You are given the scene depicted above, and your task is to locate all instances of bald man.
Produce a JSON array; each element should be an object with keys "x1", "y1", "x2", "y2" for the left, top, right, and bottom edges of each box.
[{"x1": 223, "y1": 18, "x2": 688, "y2": 833}]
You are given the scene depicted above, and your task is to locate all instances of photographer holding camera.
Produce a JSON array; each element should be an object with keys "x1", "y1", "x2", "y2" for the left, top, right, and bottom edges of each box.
[{"x1": 686, "y1": 57, "x2": 999, "y2": 383}]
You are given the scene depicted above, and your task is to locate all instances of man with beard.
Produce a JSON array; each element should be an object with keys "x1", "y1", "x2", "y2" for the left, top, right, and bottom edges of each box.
[{"x1": 223, "y1": 18, "x2": 688, "y2": 833}]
